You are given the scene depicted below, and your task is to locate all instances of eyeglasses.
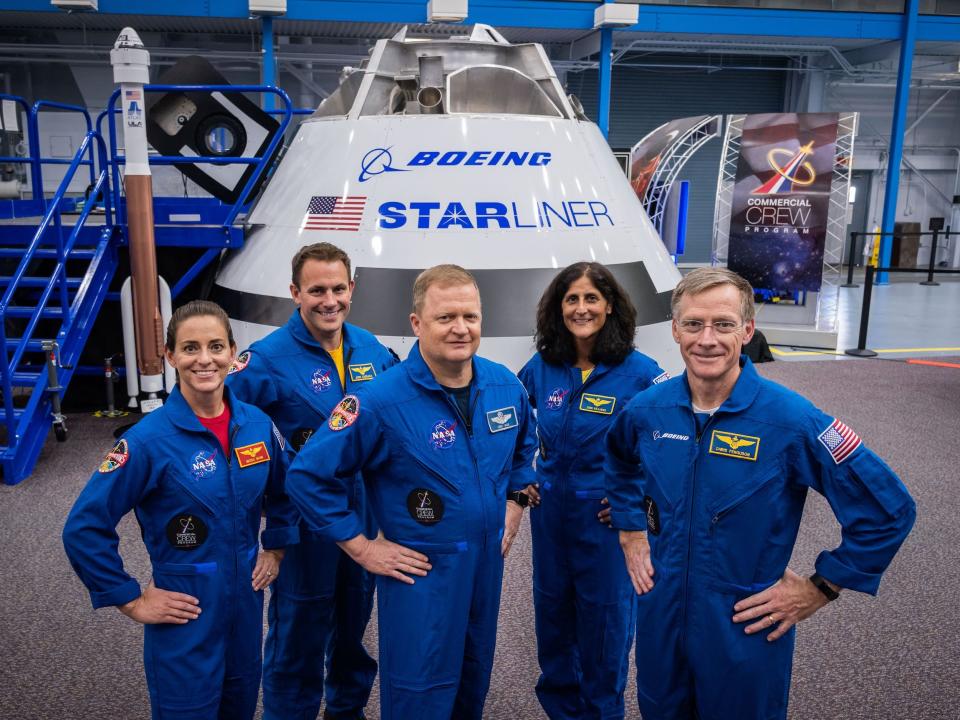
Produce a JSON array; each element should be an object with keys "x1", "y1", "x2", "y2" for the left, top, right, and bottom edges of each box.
[{"x1": 676, "y1": 320, "x2": 742, "y2": 335}]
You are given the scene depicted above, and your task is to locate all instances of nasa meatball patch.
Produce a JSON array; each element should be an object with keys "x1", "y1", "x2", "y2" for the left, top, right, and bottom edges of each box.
[
  {"x1": 328, "y1": 395, "x2": 360, "y2": 431},
  {"x1": 166, "y1": 514, "x2": 209, "y2": 550},
  {"x1": 98, "y1": 439, "x2": 129, "y2": 473},
  {"x1": 407, "y1": 488, "x2": 445, "y2": 525},
  {"x1": 228, "y1": 350, "x2": 251, "y2": 375}
]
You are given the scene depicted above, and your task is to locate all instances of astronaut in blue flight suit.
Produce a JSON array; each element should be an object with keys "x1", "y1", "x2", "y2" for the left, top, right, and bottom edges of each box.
[
  {"x1": 605, "y1": 268, "x2": 916, "y2": 720},
  {"x1": 226, "y1": 243, "x2": 397, "y2": 720},
  {"x1": 285, "y1": 265, "x2": 538, "y2": 720},
  {"x1": 63, "y1": 301, "x2": 299, "y2": 720},
  {"x1": 517, "y1": 262, "x2": 668, "y2": 720}
]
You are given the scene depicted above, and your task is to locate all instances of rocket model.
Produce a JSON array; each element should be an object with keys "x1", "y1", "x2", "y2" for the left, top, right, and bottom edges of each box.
[
  {"x1": 213, "y1": 24, "x2": 683, "y2": 373},
  {"x1": 111, "y1": 28, "x2": 165, "y2": 399}
]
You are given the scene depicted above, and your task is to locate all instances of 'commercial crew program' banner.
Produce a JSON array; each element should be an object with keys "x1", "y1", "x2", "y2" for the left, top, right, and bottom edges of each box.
[{"x1": 727, "y1": 113, "x2": 839, "y2": 293}]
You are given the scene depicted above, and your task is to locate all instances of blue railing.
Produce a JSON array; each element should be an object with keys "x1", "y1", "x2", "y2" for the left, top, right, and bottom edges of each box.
[{"x1": 0, "y1": 129, "x2": 112, "y2": 441}]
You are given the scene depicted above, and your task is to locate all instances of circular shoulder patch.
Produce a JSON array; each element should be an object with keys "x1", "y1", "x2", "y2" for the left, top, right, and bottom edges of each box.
[
  {"x1": 165, "y1": 514, "x2": 209, "y2": 550},
  {"x1": 407, "y1": 488, "x2": 445, "y2": 525},
  {"x1": 328, "y1": 394, "x2": 360, "y2": 431},
  {"x1": 98, "y1": 438, "x2": 130, "y2": 473},
  {"x1": 228, "y1": 350, "x2": 251, "y2": 375}
]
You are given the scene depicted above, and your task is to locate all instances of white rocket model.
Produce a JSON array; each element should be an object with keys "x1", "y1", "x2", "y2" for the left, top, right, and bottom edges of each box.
[
  {"x1": 214, "y1": 25, "x2": 683, "y2": 374},
  {"x1": 111, "y1": 28, "x2": 167, "y2": 407}
]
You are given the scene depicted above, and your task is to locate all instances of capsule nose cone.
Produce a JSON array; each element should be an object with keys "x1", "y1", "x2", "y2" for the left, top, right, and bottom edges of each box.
[{"x1": 114, "y1": 27, "x2": 144, "y2": 50}]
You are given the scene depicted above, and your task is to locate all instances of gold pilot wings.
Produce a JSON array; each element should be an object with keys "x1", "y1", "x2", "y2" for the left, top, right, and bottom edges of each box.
[
  {"x1": 579, "y1": 393, "x2": 616, "y2": 415},
  {"x1": 708, "y1": 430, "x2": 760, "y2": 461}
]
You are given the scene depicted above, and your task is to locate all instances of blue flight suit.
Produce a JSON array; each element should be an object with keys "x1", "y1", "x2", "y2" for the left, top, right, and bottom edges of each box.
[
  {"x1": 62, "y1": 385, "x2": 299, "y2": 720},
  {"x1": 518, "y1": 351, "x2": 668, "y2": 720},
  {"x1": 604, "y1": 358, "x2": 916, "y2": 720},
  {"x1": 226, "y1": 313, "x2": 398, "y2": 720},
  {"x1": 285, "y1": 342, "x2": 538, "y2": 720}
]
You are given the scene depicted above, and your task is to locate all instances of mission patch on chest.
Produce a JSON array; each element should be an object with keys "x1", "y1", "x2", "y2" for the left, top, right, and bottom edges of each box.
[{"x1": 708, "y1": 430, "x2": 760, "y2": 461}]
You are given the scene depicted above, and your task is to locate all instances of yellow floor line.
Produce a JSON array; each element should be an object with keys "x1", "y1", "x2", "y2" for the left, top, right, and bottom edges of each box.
[{"x1": 771, "y1": 346, "x2": 960, "y2": 357}]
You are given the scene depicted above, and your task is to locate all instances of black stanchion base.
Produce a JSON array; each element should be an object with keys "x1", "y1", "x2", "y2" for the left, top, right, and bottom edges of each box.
[
  {"x1": 919, "y1": 280, "x2": 940, "y2": 286},
  {"x1": 844, "y1": 348, "x2": 878, "y2": 358},
  {"x1": 840, "y1": 283, "x2": 860, "y2": 288}
]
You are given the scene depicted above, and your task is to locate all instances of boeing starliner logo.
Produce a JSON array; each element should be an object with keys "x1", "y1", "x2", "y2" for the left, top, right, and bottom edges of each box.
[{"x1": 359, "y1": 147, "x2": 553, "y2": 182}]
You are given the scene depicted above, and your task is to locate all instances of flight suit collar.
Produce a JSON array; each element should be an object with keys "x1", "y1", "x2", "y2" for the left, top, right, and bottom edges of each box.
[
  {"x1": 165, "y1": 384, "x2": 249, "y2": 433},
  {"x1": 678, "y1": 355, "x2": 761, "y2": 414},
  {"x1": 285, "y1": 310, "x2": 358, "y2": 354},
  {"x1": 404, "y1": 341, "x2": 490, "y2": 392}
]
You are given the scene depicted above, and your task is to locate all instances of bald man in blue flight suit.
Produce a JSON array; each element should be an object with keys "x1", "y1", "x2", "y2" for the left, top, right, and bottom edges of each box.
[
  {"x1": 285, "y1": 264, "x2": 538, "y2": 720},
  {"x1": 605, "y1": 268, "x2": 916, "y2": 720},
  {"x1": 227, "y1": 243, "x2": 398, "y2": 720}
]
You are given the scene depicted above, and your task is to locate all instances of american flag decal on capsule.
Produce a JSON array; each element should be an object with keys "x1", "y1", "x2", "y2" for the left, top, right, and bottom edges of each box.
[
  {"x1": 302, "y1": 195, "x2": 366, "y2": 231},
  {"x1": 817, "y1": 418, "x2": 861, "y2": 464}
]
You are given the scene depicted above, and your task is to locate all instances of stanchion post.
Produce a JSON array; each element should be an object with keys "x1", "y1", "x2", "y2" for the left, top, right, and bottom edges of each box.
[
  {"x1": 845, "y1": 265, "x2": 879, "y2": 357},
  {"x1": 842, "y1": 231, "x2": 859, "y2": 287},
  {"x1": 920, "y1": 228, "x2": 940, "y2": 286}
]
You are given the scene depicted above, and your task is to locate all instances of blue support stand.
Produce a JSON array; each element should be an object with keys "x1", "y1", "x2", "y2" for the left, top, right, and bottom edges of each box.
[
  {"x1": 262, "y1": 16, "x2": 276, "y2": 112},
  {"x1": 598, "y1": 27, "x2": 613, "y2": 139},
  {"x1": 878, "y1": 0, "x2": 919, "y2": 285}
]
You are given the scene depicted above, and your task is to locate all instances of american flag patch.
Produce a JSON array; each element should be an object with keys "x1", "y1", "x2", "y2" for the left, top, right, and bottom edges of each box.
[
  {"x1": 302, "y1": 195, "x2": 366, "y2": 231},
  {"x1": 817, "y1": 418, "x2": 861, "y2": 464}
]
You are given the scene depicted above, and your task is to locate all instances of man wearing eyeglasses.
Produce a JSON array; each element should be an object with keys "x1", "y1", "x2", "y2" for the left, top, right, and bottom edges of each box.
[{"x1": 604, "y1": 267, "x2": 915, "y2": 720}]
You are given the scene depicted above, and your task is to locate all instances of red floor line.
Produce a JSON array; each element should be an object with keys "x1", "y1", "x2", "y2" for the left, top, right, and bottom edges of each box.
[{"x1": 905, "y1": 359, "x2": 960, "y2": 369}]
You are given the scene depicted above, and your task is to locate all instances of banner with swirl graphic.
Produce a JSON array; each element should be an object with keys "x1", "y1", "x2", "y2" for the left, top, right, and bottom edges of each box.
[{"x1": 727, "y1": 113, "x2": 839, "y2": 293}]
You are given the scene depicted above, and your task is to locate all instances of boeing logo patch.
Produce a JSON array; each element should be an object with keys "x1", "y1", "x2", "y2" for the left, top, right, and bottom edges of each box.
[
  {"x1": 486, "y1": 406, "x2": 518, "y2": 434},
  {"x1": 653, "y1": 430, "x2": 689, "y2": 441},
  {"x1": 579, "y1": 393, "x2": 616, "y2": 415},
  {"x1": 708, "y1": 430, "x2": 760, "y2": 461},
  {"x1": 348, "y1": 363, "x2": 376, "y2": 382}
]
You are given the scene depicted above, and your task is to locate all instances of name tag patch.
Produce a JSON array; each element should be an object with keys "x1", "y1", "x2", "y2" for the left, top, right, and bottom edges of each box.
[
  {"x1": 579, "y1": 393, "x2": 616, "y2": 415},
  {"x1": 486, "y1": 406, "x2": 518, "y2": 433},
  {"x1": 349, "y1": 363, "x2": 376, "y2": 382},
  {"x1": 708, "y1": 430, "x2": 760, "y2": 461},
  {"x1": 235, "y1": 441, "x2": 270, "y2": 468}
]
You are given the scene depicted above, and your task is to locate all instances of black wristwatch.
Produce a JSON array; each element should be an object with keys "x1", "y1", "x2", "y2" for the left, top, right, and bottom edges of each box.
[
  {"x1": 809, "y1": 573, "x2": 840, "y2": 601},
  {"x1": 508, "y1": 490, "x2": 530, "y2": 508}
]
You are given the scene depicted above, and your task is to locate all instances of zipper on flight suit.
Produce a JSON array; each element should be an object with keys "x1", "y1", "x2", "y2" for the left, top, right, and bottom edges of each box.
[
  {"x1": 225, "y1": 423, "x2": 242, "y2": 604},
  {"x1": 557, "y1": 366, "x2": 604, "y2": 493},
  {"x1": 680, "y1": 408, "x2": 715, "y2": 649},
  {"x1": 444, "y1": 387, "x2": 489, "y2": 546}
]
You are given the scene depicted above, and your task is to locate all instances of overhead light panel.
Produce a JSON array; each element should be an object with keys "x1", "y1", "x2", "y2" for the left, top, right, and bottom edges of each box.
[
  {"x1": 249, "y1": 0, "x2": 286, "y2": 15},
  {"x1": 594, "y1": 3, "x2": 638, "y2": 29},
  {"x1": 428, "y1": 0, "x2": 468, "y2": 23},
  {"x1": 51, "y1": 0, "x2": 98, "y2": 10}
]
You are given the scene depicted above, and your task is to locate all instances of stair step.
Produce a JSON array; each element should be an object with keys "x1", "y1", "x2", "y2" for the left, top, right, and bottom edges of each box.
[
  {"x1": 0, "y1": 248, "x2": 95, "y2": 260},
  {"x1": 3, "y1": 306, "x2": 65, "y2": 319},
  {"x1": 0, "y1": 277, "x2": 82, "y2": 289},
  {"x1": 10, "y1": 370, "x2": 41, "y2": 387}
]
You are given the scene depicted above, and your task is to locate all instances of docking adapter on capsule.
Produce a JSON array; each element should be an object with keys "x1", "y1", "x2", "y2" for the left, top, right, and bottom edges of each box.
[{"x1": 211, "y1": 24, "x2": 682, "y2": 373}]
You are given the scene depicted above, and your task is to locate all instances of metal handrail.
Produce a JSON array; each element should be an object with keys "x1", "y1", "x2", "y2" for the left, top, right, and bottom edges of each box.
[
  {"x1": 0, "y1": 129, "x2": 111, "y2": 438},
  {"x1": 105, "y1": 84, "x2": 294, "y2": 230},
  {"x1": 29, "y1": 100, "x2": 95, "y2": 206}
]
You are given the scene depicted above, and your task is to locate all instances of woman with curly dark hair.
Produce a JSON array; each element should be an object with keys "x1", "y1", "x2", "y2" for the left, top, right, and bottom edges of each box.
[{"x1": 518, "y1": 261, "x2": 669, "y2": 720}]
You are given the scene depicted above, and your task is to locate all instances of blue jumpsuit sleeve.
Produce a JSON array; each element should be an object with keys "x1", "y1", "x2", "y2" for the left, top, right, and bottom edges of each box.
[
  {"x1": 226, "y1": 349, "x2": 280, "y2": 411},
  {"x1": 517, "y1": 358, "x2": 537, "y2": 409},
  {"x1": 507, "y1": 388, "x2": 538, "y2": 492},
  {"x1": 286, "y1": 394, "x2": 390, "y2": 543},
  {"x1": 62, "y1": 436, "x2": 153, "y2": 609},
  {"x1": 797, "y1": 406, "x2": 916, "y2": 595},
  {"x1": 260, "y1": 423, "x2": 301, "y2": 550},
  {"x1": 604, "y1": 405, "x2": 649, "y2": 531}
]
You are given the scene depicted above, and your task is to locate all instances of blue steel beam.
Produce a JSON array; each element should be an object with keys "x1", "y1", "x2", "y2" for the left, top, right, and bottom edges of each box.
[
  {"x1": 598, "y1": 27, "x2": 612, "y2": 139},
  {"x1": 878, "y1": 0, "x2": 919, "y2": 285},
  {"x1": 261, "y1": 15, "x2": 275, "y2": 112},
  {"x1": 4, "y1": 1, "x2": 960, "y2": 42}
]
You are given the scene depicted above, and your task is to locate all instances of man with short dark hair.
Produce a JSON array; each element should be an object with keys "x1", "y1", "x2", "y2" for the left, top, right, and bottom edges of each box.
[
  {"x1": 285, "y1": 264, "x2": 538, "y2": 720},
  {"x1": 605, "y1": 267, "x2": 916, "y2": 720},
  {"x1": 227, "y1": 242, "x2": 397, "y2": 720}
]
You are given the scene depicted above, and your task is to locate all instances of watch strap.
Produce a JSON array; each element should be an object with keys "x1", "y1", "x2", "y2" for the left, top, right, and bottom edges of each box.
[{"x1": 809, "y1": 573, "x2": 840, "y2": 601}]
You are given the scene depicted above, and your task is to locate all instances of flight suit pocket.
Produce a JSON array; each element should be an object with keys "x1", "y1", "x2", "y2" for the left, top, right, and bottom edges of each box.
[{"x1": 707, "y1": 466, "x2": 784, "y2": 589}]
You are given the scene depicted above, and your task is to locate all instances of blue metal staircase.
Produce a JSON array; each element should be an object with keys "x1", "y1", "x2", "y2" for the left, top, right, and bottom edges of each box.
[{"x1": 0, "y1": 85, "x2": 298, "y2": 485}]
